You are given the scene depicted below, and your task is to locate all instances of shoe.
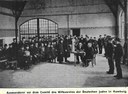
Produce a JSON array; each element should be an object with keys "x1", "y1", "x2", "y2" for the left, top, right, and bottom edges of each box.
[
  {"x1": 114, "y1": 75, "x2": 118, "y2": 77},
  {"x1": 106, "y1": 71, "x2": 114, "y2": 74},
  {"x1": 107, "y1": 72, "x2": 114, "y2": 74},
  {"x1": 108, "y1": 72, "x2": 114, "y2": 74},
  {"x1": 116, "y1": 77, "x2": 123, "y2": 79}
]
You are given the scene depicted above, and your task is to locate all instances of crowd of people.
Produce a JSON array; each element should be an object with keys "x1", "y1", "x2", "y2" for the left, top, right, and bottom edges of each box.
[
  {"x1": 0, "y1": 35, "x2": 98, "y2": 69},
  {"x1": 98, "y1": 34, "x2": 124, "y2": 79},
  {"x1": 0, "y1": 34, "x2": 124, "y2": 79}
]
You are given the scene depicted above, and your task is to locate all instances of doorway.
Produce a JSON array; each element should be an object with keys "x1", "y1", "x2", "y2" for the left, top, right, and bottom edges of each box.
[
  {"x1": 0, "y1": 39, "x2": 3, "y2": 48},
  {"x1": 72, "y1": 28, "x2": 80, "y2": 37}
]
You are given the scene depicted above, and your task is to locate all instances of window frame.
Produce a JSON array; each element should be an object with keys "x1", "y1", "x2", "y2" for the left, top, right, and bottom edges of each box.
[{"x1": 19, "y1": 18, "x2": 58, "y2": 40}]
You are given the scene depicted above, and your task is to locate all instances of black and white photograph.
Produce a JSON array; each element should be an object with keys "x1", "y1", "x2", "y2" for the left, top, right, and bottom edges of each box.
[{"x1": 0, "y1": 0, "x2": 128, "y2": 88}]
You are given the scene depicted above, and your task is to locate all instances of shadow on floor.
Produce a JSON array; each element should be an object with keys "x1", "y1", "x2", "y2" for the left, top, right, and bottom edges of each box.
[
  {"x1": 12, "y1": 62, "x2": 47, "y2": 73},
  {"x1": 81, "y1": 71, "x2": 106, "y2": 75},
  {"x1": 83, "y1": 76, "x2": 128, "y2": 87}
]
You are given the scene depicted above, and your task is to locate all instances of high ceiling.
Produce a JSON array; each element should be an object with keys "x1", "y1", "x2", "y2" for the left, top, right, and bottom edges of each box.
[
  {"x1": 0, "y1": 0, "x2": 27, "y2": 10},
  {"x1": 0, "y1": 0, "x2": 126, "y2": 18},
  {"x1": 0, "y1": 0, "x2": 27, "y2": 18}
]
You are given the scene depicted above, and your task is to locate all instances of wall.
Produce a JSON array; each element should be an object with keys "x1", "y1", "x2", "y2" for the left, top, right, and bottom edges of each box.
[
  {"x1": 18, "y1": 0, "x2": 116, "y2": 38},
  {"x1": 0, "y1": 14, "x2": 15, "y2": 45},
  {"x1": 81, "y1": 27, "x2": 115, "y2": 37}
]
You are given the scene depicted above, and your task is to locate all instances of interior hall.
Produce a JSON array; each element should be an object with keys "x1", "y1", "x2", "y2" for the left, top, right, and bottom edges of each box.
[{"x1": 0, "y1": 0, "x2": 128, "y2": 88}]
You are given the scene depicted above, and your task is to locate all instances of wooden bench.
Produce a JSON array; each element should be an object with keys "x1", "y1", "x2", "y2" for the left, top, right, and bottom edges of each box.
[
  {"x1": 0, "y1": 59, "x2": 8, "y2": 69},
  {"x1": 8, "y1": 60, "x2": 17, "y2": 70}
]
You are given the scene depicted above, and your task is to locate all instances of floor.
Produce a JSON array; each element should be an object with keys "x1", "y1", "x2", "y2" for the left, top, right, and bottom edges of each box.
[{"x1": 0, "y1": 54, "x2": 128, "y2": 88}]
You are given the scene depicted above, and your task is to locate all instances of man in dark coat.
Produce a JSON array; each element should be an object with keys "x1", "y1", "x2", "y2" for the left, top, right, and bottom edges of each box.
[
  {"x1": 7, "y1": 44, "x2": 13, "y2": 61},
  {"x1": 18, "y1": 37, "x2": 27, "y2": 49},
  {"x1": 68, "y1": 35, "x2": 72, "y2": 45},
  {"x1": 106, "y1": 37, "x2": 114, "y2": 74},
  {"x1": 98, "y1": 35, "x2": 103, "y2": 54},
  {"x1": 84, "y1": 42, "x2": 94, "y2": 66},
  {"x1": 63, "y1": 36, "x2": 70, "y2": 63},
  {"x1": 11, "y1": 38, "x2": 18, "y2": 59},
  {"x1": 103, "y1": 34, "x2": 107, "y2": 56},
  {"x1": 29, "y1": 43, "x2": 39, "y2": 64},
  {"x1": 114, "y1": 38, "x2": 123, "y2": 79},
  {"x1": 57, "y1": 39, "x2": 64, "y2": 64},
  {"x1": 17, "y1": 46, "x2": 25, "y2": 69},
  {"x1": 123, "y1": 40, "x2": 128, "y2": 65}
]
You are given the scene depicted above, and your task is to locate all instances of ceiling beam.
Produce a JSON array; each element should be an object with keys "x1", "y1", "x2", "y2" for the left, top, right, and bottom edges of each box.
[
  {"x1": 0, "y1": 1, "x2": 27, "y2": 10},
  {"x1": 0, "y1": 0, "x2": 27, "y2": 18},
  {"x1": 0, "y1": 11, "x2": 14, "y2": 17},
  {"x1": 104, "y1": 0, "x2": 118, "y2": 17},
  {"x1": 119, "y1": 0, "x2": 125, "y2": 11},
  {"x1": 11, "y1": 1, "x2": 27, "y2": 20}
]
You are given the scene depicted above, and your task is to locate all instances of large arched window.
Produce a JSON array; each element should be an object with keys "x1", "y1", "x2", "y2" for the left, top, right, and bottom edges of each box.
[
  {"x1": 119, "y1": 11, "x2": 125, "y2": 39},
  {"x1": 19, "y1": 18, "x2": 58, "y2": 39}
]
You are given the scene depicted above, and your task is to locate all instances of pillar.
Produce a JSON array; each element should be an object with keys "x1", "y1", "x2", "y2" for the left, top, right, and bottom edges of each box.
[{"x1": 124, "y1": 0, "x2": 128, "y2": 65}]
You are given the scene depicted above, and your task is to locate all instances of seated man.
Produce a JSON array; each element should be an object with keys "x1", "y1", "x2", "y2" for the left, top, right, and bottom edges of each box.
[
  {"x1": 75, "y1": 42, "x2": 85, "y2": 64},
  {"x1": 17, "y1": 46, "x2": 25, "y2": 69},
  {"x1": 29, "y1": 43, "x2": 39, "y2": 64},
  {"x1": 23, "y1": 45, "x2": 31, "y2": 69},
  {"x1": 84, "y1": 42, "x2": 94, "y2": 67},
  {"x1": 18, "y1": 45, "x2": 31, "y2": 70}
]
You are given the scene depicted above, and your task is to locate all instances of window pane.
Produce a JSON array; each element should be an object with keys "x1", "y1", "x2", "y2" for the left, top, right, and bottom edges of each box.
[{"x1": 20, "y1": 18, "x2": 58, "y2": 39}]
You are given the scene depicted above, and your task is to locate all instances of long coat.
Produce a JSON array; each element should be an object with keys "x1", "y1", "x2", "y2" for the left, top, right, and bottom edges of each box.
[
  {"x1": 114, "y1": 44, "x2": 123, "y2": 59},
  {"x1": 106, "y1": 42, "x2": 114, "y2": 58},
  {"x1": 57, "y1": 41, "x2": 64, "y2": 62},
  {"x1": 85, "y1": 47, "x2": 94, "y2": 59},
  {"x1": 63, "y1": 39, "x2": 70, "y2": 58},
  {"x1": 98, "y1": 38, "x2": 103, "y2": 47}
]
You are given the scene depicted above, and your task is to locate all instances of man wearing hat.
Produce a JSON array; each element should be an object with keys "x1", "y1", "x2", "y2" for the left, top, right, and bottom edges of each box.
[
  {"x1": 114, "y1": 37, "x2": 123, "y2": 79},
  {"x1": 98, "y1": 35, "x2": 103, "y2": 54},
  {"x1": 11, "y1": 38, "x2": 18, "y2": 60},
  {"x1": 106, "y1": 37, "x2": 114, "y2": 74}
]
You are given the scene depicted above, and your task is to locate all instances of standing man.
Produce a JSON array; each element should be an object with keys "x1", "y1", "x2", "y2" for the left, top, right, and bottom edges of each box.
[
  {"x1": 57, "y1": 39, "x2": 64, "y2": 64},
  {"x1": 114, "y1": 38, "x2": 123, "y2": 79},
  {"x1": 98, "y1": 35, "x2": 103, "y2": 54},
  {"x1": 63, "y1": 36, "x2": 70, "y2": 63},
  {"x1": 106, "y1": 37, "x2": 114, "y2": 74},
  {"x1": 123, "y1": 39, "x2": 128, "y2": 65},
  {"x1": 11, "y1": 38, "x2": 18, "y2": 60},
  {"x1": 103, "y1": 34, "x2": 107, "y2": 56}
]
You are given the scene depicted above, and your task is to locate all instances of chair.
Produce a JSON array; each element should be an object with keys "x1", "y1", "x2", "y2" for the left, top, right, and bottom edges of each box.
[{"x1": 86, "y1": 59, "x2": 94, "y2": 67}]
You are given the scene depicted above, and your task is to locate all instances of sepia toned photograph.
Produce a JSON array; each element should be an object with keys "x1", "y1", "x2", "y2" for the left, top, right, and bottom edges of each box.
[{"x1": 0, "y1": 0, "x2": 128, "y2": 88}]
